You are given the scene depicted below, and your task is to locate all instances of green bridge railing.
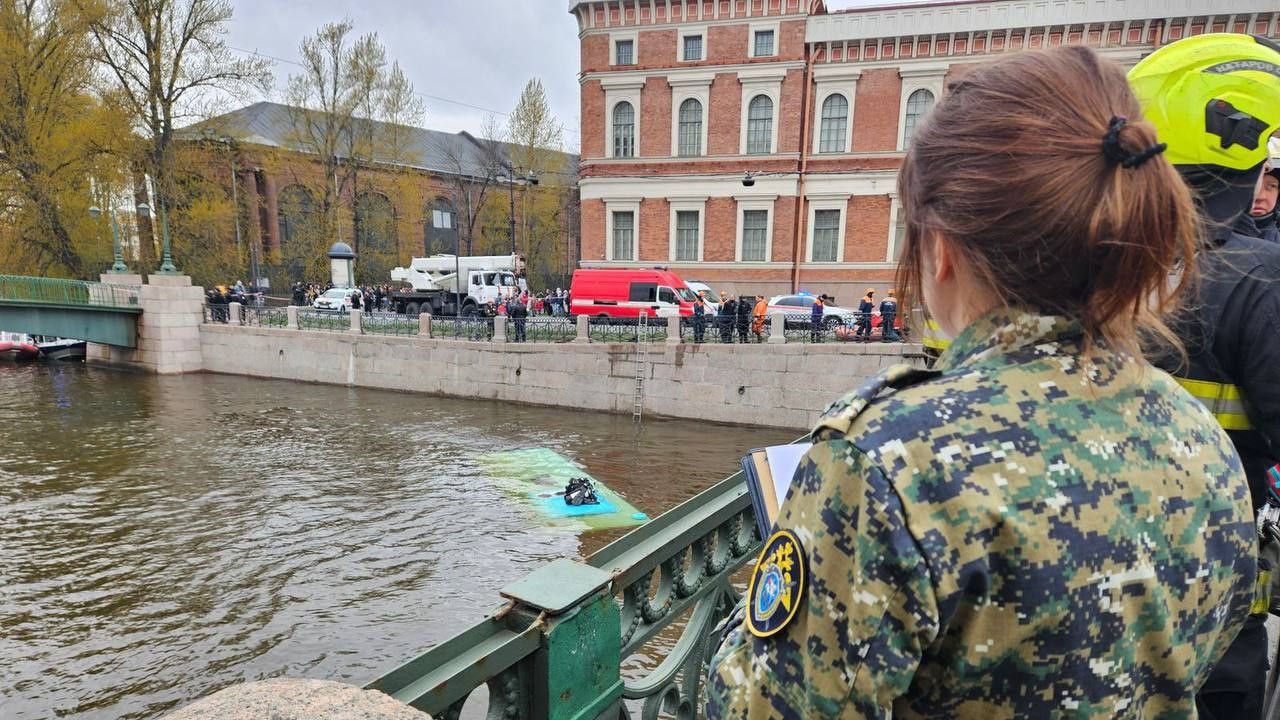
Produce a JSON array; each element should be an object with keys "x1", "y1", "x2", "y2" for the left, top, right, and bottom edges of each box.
[
  {"x1": 367, "y1": 472, "x2": 763, "y2": 719},
  {"x1": 0, "y1": 274, "x2": 141, "y2": 310}
]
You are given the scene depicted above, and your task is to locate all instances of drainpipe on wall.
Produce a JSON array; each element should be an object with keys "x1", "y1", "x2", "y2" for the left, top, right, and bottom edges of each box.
[{"x1": 790, "y1": 42, "x2": 816, "y2": 293}]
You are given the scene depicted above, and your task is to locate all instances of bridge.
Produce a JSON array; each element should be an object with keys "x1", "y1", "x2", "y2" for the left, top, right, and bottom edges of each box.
[{"x1": 0, "y1": 275, "x2": 142, "y2": 347}]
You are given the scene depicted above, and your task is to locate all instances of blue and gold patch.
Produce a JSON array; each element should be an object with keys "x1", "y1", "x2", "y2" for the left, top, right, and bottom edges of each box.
[{"x1": 746, "y1": 529, "x2": 807, "y2": 638}]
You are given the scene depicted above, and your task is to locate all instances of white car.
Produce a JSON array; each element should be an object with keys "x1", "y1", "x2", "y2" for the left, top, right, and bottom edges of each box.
[
  {"x1": 766, "y1": 294, "x2": 863, "y2": 327},
  {"x1": 313, "y1": 288, "x2": 354, "y2": 313}
]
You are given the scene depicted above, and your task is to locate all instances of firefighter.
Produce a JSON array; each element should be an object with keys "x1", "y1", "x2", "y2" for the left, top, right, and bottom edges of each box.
[{"x1": 1130, "y1": 33, "x2": 1280, "y2": 720}]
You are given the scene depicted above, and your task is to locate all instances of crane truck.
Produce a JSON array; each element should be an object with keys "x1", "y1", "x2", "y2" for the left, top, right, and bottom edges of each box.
[{"x1": 388, "y1": 254, "x2": 526, "y2": 316}]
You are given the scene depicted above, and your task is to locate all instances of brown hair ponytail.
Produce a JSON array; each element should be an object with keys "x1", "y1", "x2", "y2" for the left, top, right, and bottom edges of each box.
[{"x1": 895, "y1": 44, "x2": 1198, "y2": 357}]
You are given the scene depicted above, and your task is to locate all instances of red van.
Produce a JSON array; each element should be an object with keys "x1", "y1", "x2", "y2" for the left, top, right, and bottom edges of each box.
[{"x1": 569, "y1": 268, "x2": 700, "y2": 319}]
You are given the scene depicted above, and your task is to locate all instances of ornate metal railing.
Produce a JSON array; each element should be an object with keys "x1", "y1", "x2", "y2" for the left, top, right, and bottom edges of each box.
[
  {"x1": 519, "y1": 316, "x2": 577, "y2": 343},
  {"x1": 588, "y1": 317, "x2": 668, "y2": 344},
  {"x1": 239, "y1": 305, "x2": 289, "y2": 328},
  {"x1": 0, "y1": 274, "x2": 140, "y2": 310},
  {"x1": 362, "y1": 315, "x2": 420, "y2": 336},
  {"x1": 366, "y1": 472, "x2": 763, "y2": 719},
  {"x1": 430, "y1": 315, "x2": 494, "y2": 341},
  {"x1": 679, "y1": 316, "x2": 768, "y2": 344},
  {"x1": 297, "y1": 310, "x2": 350, "y2": 333}
]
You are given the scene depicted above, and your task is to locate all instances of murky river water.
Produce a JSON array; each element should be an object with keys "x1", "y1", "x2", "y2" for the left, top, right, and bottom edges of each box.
[{"x1": 0, "y1": 363, "x2": 796, "y2": 720}]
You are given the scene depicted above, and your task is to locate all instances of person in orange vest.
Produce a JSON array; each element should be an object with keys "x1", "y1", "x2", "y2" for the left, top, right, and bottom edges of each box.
[{"x1": 751, "y1": 295, "x2": 768, "y2": 342}]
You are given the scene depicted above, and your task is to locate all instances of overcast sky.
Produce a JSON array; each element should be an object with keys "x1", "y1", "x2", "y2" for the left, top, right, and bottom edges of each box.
[{"x1": 223, "y1": 1, "x2": 912, "y2": 152}]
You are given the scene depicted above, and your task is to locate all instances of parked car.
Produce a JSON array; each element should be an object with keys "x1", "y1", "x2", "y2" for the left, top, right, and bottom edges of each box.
[
  {"x1": 766, "y1": 294, "x2": 861, "y2": 328},
  {"x1": 569, "y1": 268, "x2": 699, "y2": 320},
  {"x1": 313, "y1": 288, "x2": 354, "y2": 314}
]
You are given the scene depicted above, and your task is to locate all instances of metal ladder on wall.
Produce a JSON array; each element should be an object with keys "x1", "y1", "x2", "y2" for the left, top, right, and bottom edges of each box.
[{"x1": 633, "y1": 313, "x2": 647, "y2": 422}]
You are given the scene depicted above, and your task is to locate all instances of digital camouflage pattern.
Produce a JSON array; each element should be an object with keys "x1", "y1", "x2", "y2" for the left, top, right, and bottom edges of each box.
[{"x1": 706, "y1": 309, "x2": 1256, "y2": 719}]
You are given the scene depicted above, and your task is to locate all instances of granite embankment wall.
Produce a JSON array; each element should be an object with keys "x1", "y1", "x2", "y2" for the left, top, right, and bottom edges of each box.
[{"x1": 199, "y1": 325, "x2": 925, "y2": 430}]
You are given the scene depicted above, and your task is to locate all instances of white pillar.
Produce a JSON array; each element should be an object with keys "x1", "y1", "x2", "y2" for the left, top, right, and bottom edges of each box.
[
  {"x1": 349, "y1": 309, "x2": 362, "y2": 334},
  {"x1": 575, "y1": 314, "x2": 590, "y2": 343},
  {"x1": 419, "y1": 312, "x2": 431, "y2": 337},
  {"x1": 666, "y1": 315, "x2": 681, "y2": 345},
  {"x1": 286, "y1": 305, "x2": 299, "y2": 329},
  {"x1": 493, "y1": 315, "x2": 507, "y2": 343},
  {"x1": 228, "y1": 302, "x2": 242, "y2": 327},
  {"x1": 768, "y1": 313, "x2": 786, "y2": 344}
]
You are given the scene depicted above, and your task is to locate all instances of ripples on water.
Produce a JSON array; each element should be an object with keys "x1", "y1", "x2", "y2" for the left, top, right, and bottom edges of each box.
[{"x1": 0, "y1": 364, "x2": 797, "y2": 719}]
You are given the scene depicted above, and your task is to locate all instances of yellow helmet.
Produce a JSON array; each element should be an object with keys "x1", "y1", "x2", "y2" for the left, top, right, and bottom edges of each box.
[{"x1": 1128, "y1": 34, "x2": 1280, "y2": 171}]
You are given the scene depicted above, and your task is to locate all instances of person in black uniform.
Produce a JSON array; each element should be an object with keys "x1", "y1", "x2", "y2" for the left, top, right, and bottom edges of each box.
[
  {"x1": 718, "y1": 292, "x2": 736, "y2": 343},
  {"x1": 692, "y1": 293, "x2": 707, "y2": 343},
  {"x1": 855, "y1": 289, "x2": 875, "y2": 340},
  {"x1": 509, "y1": 297, "x2": 528, "y2": 342},
  {"x1": 1130, "y1": 34, "x2": 1280, "y2": 720},
  {"x1": 879, "y1": 289, "x2": 900, "y2": 342},
  {"x1": 735, "y1": 295, "x2": 751, "y2": 343}
]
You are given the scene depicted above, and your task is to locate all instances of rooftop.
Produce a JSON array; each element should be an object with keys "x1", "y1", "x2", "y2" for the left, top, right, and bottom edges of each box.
[{"x1": 181, "y1": 101, "x2": 577, "y2": 180}]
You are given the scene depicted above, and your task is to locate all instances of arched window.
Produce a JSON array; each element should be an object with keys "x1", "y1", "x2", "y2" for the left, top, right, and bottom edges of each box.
[
  {"x1": 746, "y1": 95, "x2": 773, "y2": 154},
  {"x1": 677, "y1": 98, "x2": 702, "y2": 157},
  {"x1": 818, "y1": 94, "x2": 848, "y2": 153},
  {"x1": 354, "y1": 191, "x2": 397, "y2": 283},
  {"x1": 613, "y1": 102, "x2": 635, "y2": 158},
  {"x1": 424, "y1": 196, "x2": 458, "y2": 255},
  {"x1": 903, "y1": 89, "x2": 935, "y2": 148},
  {"x1": 277, "y1": 184, "x2": 316, "y2": 248}
]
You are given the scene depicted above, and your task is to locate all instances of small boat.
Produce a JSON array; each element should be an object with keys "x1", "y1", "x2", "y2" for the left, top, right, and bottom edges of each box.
[
  {"x1": 34, "y1": 336, "x2": 86, "y2": 361},
  {"x1": 0, "y1": 332, "x2": 40, "y2": 362}
]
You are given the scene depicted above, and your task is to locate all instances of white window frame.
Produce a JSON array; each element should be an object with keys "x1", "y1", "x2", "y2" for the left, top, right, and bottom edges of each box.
[
  {"x1": 749, "y1": 21, "x2": 780, "y2": 58},
  {"x1": 611, "y1": 30, "x2": 638, "y2": 66},
  {"x1": 605, "y1": 198, "x2": 642, "y2": 261},
  {"x1": 735, "y1": 196, "x2": 776, "y2": 263},
  {"x1": 738, "y1": 73, "x2": 783, "y2": 156},
  {"x1": 678, "y1": 26, "x2": 707, "y2": 62},
  {"x1": 806, "y1": 195, "x2": 850, "y2": 263},
  {"x1": 669, "y1": 77, "x2": 712, "y2": 158},
  {"x1": 811, "y1": 67, "x2": 860, "y2": 155},
  {"x1": 668, "y1": 197, "x2": 707, "y2": 262},
  {"x1": 887, "y1": 194, "x2": 904, "y2": 262},
  {"x1": 897, "y1": 67, "x2": 946, "y2": 152},
  {"x1": 602, "y1": 78, "x2": 644, "y2": 159}
]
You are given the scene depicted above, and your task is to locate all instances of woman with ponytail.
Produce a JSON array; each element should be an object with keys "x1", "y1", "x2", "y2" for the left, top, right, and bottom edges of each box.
[{"x1": 706, "y1": 44, "x2": 1255, "y2": 719}]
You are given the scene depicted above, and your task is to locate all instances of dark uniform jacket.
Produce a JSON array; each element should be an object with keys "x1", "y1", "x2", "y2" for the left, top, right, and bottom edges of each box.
[
  {"x1": 707, "y1": 309, "x2": 1254, "y2": 719},
  {"x1": 1164, "y1": 227, "x2": 1280, "y2": 511}
]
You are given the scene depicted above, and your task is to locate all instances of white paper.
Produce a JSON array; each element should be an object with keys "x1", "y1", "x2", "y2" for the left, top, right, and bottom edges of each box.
[{"x1": 763, "y1": 443, "x2": 812, "y2": 508}]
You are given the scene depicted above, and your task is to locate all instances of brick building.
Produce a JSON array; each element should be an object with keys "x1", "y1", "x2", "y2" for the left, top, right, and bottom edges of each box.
[
  {"x1": 183, "y1": 101, "x2": 578, "y2": 288},
  {"x1": 571, "y1": 0, "x2": 1280, "y2": 303}
]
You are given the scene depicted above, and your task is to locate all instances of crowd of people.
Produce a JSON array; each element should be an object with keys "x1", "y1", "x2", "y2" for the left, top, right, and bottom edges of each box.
[{"x1": 686, "y1": 289, "x2": 904, "y2": 343}]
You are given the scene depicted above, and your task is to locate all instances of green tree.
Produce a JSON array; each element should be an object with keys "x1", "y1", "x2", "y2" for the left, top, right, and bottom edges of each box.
[
  {"x1": 284, "y1": 19, "x2": 426, "y2": 284},
  {"x1": 88, "y1": 0, "x2": 271, "y2": 271},
  {"x1": 0, "y1": 0, "x2": 134, "y2": 278},
  {"x1": 506, "y1": 78, "x2": 572, "y2": 288}
]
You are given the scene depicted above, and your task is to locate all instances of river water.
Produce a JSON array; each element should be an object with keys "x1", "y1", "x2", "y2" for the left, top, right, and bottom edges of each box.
[{"x1": 0, "y1": 363, "x2": 797, "y2": 720}]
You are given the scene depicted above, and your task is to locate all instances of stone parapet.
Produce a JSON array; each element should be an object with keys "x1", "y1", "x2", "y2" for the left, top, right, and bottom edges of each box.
[
  {"x1": 199, "y1": 324, "x2": 924, "y2": 430},
  {"x1": 163, "y1": 678, "x2": 424, "y2": 719}
]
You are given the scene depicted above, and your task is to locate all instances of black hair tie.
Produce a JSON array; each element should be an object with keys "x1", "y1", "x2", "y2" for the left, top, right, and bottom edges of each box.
[{"x1": 1102, "y1": 115, "x2": 1167, "y2": 169}]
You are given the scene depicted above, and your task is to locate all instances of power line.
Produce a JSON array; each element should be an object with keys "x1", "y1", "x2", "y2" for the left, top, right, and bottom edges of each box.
[{"x1": 228, "y1": 45, "x2": 515, "y2": 118}]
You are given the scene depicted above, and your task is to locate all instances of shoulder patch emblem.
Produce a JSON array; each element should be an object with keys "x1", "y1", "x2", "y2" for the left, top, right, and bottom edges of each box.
[{"x1": 746, "y1": 529, "x2": 808, "y2": 638}]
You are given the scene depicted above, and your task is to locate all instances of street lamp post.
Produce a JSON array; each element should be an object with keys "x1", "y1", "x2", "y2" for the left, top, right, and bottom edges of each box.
[
  {"x1": 88, "y1": 201, "x2": 129, "y2": 273},
  {"x1": 503, "y1": 165, "x2": 539, "y2": 255}
]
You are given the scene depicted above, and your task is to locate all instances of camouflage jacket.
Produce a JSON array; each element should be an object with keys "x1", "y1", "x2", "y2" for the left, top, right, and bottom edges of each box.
[{"x1": 706, "y1": 309, "x2": 1255, "y2": 719}]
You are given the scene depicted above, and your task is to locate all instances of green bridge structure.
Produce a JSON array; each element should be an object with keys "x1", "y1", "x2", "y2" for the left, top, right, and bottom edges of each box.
[
  {"x1": 366, "y1": 473, "x2": 764, "y2": 720},
  {"x1": 0, "y1": 275, "x2": 142, "y2": 347}
]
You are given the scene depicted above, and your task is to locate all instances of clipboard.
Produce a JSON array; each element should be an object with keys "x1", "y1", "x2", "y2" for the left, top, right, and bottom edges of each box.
[{"x1": 740, "y1": 443, "x2": 812, "y2": 538}]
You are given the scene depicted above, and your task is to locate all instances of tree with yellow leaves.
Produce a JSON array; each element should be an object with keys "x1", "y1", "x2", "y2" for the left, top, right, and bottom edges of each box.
[{"x1": 0, "y1": 0, "x2": 134, "y2": 278}]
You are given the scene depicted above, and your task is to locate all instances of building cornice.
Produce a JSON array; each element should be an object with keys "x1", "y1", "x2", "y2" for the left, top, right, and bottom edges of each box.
[
  {"x1": 581, "y1": 60, "x2": 805, "y2": 84},
  {"x1": 806, "y1": 0, "x2": 1279, "y2": 44}
]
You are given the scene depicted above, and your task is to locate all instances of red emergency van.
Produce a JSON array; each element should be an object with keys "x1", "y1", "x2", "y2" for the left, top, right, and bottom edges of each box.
[{"x1": 568, "y1": 268, "x2": 700, "y2": 319}]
